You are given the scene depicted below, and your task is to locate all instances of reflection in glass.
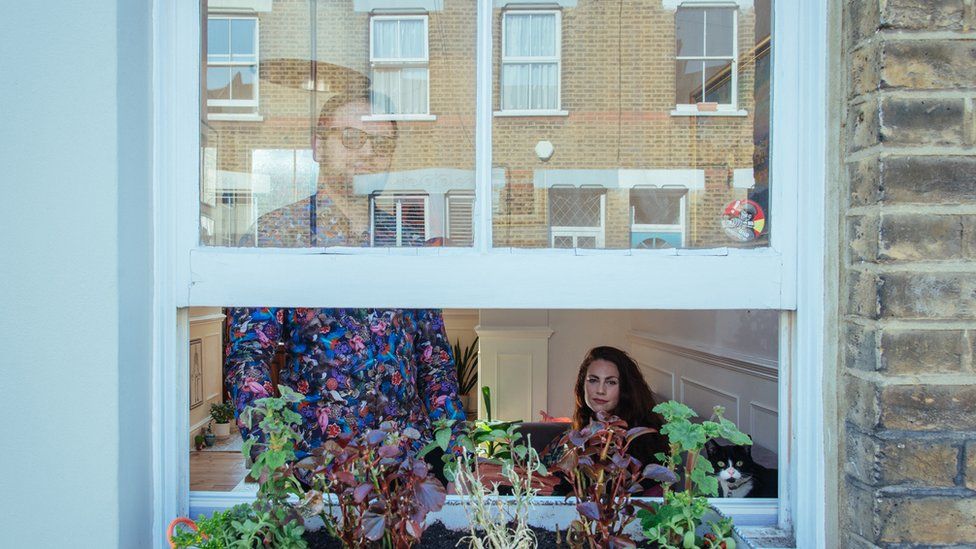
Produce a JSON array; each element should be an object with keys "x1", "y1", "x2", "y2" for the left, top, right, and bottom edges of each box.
[
  {"x1": 199, "y1": 1, "x2": 772, "y2": 250},
  {"x1": 493, "y1": 1, "x2": 772, "y2": 249},
  {"x1": 200, "y1": 1, "x2": 475, "y2": 247}
]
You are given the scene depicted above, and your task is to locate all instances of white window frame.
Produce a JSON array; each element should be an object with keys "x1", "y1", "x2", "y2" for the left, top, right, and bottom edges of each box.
[
  {"x1": 630, "y1": 187, "x2": 687, "y2": 248},
  {"x1": 369, "y1": 193, "x2": 431, "y2": 247},
  {"x1": 153, "y1": 0, "x2": 829, "y2": 546},
  {"x1": 366, "y1": 14, "x2": 434, "y2": 121},
  {"x1": 205, "y1": 15, "x2": 260, "y2": 118},
  {"x1": 671, "y1": 4, "x2": 744, "y2": 117},
  {"x1": 498, "y1": 9, "x2": 566, "y2": 116},
  {"x1": 549, "y1": 188, "x2": 606, "y2": 249}
]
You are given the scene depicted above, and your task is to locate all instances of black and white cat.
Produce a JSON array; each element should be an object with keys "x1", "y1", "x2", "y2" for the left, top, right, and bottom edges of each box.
[{"x1": 704, "y1": 440, "x2": 777, "y2": 498}]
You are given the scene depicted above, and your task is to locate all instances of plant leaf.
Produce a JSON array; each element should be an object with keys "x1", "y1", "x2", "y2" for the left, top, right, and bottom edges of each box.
[
  {"x1": 576, "y1": 501, "x2": 601, "y2": 520},
  {"x1": 643, "y1": 463, "x2": 679, "y2": 484},
  {"x1": 362, "y1": 512, "x2": 386, "y2": 541}
]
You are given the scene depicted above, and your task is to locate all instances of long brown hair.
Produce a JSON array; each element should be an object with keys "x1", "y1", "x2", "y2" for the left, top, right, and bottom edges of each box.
[{"x1": 573, "y1": 346, "x2": 668, "y2": 460}]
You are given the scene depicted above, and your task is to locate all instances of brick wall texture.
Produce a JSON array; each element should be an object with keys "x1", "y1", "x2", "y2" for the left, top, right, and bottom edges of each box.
[{"x1": 841, "y1": 1, "x2": 976, "y2": 546}]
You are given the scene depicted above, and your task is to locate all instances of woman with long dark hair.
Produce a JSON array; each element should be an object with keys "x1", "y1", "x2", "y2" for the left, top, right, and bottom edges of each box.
[{"x1": 570, "y1": 345, "x2": 669, "y2": 463}]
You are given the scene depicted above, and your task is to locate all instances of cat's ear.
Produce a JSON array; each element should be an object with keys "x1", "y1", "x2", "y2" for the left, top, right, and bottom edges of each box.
[{"x1": 704, "y1": 439, "x2": 719, "y2": 457}]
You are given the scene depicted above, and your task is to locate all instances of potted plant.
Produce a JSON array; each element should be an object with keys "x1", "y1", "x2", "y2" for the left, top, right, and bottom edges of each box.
[
  {"x1": 453, "y1": 337, "x2": 479, "y2": 415},
  {"x1": 203, "y1": 425, "x2": 215, "y2": 447},
  {"x1": 209, "y1": 401, "x2": 235, "y2": 438},
  {"x1": 194, "y1": 433, "x2": 205, "y2": 452}
]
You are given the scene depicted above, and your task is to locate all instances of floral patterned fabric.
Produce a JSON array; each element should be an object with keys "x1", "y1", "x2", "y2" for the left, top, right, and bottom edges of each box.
[{"x1": 225, "y1": 307, "x2": 466, "y2": 457}]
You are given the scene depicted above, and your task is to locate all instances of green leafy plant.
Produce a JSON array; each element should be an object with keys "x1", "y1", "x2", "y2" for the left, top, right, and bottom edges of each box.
[
  {"x1": 454, "y1": 336, "x2": 479, "y2": 396},
  {"x1": 552, "y1": 413, "x2": 665, "y2": 549},
  {"x1": 636, "y1": 402, "x2": 750, "y2": 549},
  {"x1": 170, "y1": 386, "x2": 308, "y2": 549},
  {"x1": 210, "y1": 401, "x2": 235, "y2": 424}
]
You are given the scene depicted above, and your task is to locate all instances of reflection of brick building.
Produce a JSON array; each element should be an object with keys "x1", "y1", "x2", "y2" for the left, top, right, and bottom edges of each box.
[{"x1": 202, "y1": 0, "x2": 770, "y2": 249}]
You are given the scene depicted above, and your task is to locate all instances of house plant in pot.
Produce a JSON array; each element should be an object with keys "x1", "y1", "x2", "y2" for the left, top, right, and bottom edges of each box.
[
  {"x1": 209, "y1": 401, "x2": 235, "y2": 438},
  {"x1": 454, "y1": 336, "x2": 479, "y2": 416}
]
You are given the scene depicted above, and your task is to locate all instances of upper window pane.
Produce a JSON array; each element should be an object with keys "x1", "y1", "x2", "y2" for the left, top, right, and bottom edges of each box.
[
  {"x1": 493, "y1": 1, "x2": 771, "y2": 249},
  {"x1": 200, "y1": 2, "x2": 473, "y2": 248}
]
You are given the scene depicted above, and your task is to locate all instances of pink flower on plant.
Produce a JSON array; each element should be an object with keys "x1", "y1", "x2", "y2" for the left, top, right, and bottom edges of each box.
[{"x1": 316, "y1": 407, "x2": 330, "y2": 432}]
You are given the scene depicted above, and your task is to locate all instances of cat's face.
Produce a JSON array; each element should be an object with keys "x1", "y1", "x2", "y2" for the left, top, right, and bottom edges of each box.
[{"x1": 707, "y1": 442, "x2": 754, "y2": 487}]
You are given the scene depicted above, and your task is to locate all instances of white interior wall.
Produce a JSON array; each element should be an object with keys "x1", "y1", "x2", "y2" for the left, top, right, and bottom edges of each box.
[{"x1": 189, "y1": 308, "x2": 227, "y2": 444}]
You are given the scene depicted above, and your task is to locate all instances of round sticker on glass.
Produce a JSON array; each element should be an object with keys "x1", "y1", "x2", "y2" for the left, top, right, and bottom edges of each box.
[{"x1": 721, "y1": 199, "x2": 766, "y2": 242}]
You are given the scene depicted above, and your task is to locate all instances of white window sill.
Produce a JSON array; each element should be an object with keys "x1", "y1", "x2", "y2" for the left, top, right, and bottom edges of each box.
[
  {"x1": 494, "y1": 109, "x2": 569, "y2": 117},
  {"x1": 207, "y1": 113, "x2": 264, "y2": 122},
  {"x1": 670, "y1": 109, "x2": 748, "y2": 118},
  {"x1": 362, "y1": 114, "x2": 437, "y2": 122}
]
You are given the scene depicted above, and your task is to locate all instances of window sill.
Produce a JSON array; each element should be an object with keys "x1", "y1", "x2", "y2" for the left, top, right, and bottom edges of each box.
[
  {"x1": 670, "y1": 109, "x2": 748, "y2": 118},
  {"x1": 362, "y1": 114, "x2": 437, "y2": 122},
  {"x1": 494, "y1": 109, "x2": 569, "y2": 117},
  {"x1": 207, "y1": 113, "x2": 264, "y2": 122}
]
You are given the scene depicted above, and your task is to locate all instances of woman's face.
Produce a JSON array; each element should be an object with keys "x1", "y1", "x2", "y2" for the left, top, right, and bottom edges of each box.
[{"x1": 584, "y1": 359, "x2": 620, "y2": 415}]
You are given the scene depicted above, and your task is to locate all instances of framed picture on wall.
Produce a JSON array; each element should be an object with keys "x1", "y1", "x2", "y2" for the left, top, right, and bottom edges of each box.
[{"x1": 189, "y1": 338, "x2": 204, "y2": 409}]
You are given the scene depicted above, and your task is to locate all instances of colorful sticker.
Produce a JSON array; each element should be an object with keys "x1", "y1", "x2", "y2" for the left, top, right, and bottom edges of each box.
[{"x1": 721, "y1": 199, "x2": 766, "y2": 242}]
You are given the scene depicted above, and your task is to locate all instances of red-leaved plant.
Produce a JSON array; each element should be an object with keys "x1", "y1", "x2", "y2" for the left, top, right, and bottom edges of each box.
[
  {"x1": 553, "y1": 412, "x2": 678, "y2": 549},
  {"x1": 297, "y1": 421, "x2": 447, "y2": 548}
]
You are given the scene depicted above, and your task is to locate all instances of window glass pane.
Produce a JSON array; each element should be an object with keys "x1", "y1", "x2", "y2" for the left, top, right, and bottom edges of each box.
[
  {"x1": 372, "y1": 19, "x2": 398, "y2": 58},
  {"x1": 494, "y1": 1, "x2": 772, "y2": 249},
  {"x1": 206, "y1": 66, "x2": 231, "y2": 100},
  {"x1": 705, "y1": 8, "x2": 735, "y2": 57},
  {"x1": 550, "y1": 188, "x2": 603, "y2": 227},
  {"x1": 201, "y1": 1, "x2": 474, "y2": 248},
  {"x1": 398, "y1": 19, "x2": 426, "y2": 59},
  {"x1": 632, "y1": 188, "x2": 685, "y2": 225},
  {"x1": 231, "y1": 19, "x2": 256, "y2": 60},
  {"x1": 231, "y1": 66, "x2": 256, "y2": 100},
  {"x1": 675, "y1": 8, "x2": 704, "y2": 57},
  {"x1": 207, "y1": 18, "x2": 230, "y2": 60},
  {"x1": 675, "y1": 59, "x2": 703, "y2": 104},
  {"x1": 703, "y1": 60, "x2": 733, "y2": 104},
  {"x1": 190, "y1": 306, "x2": 782, "y2": 513},
  {"x1": 505, "y1": 13, "x2": 556, "y2": 57}
]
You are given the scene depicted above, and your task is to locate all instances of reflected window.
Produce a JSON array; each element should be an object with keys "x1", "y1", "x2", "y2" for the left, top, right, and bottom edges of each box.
[
  {"x1": 675, "y1": 7, "x2": 736, "y2": 109},
  {"x1": 501, "y1": 11, "x2": 560, "y2": 112},
  {"x1": 630, "y1": 188, "x2": 687, "y2": 249},
  {"x1": 549, "y1": 188, "x2": 605, "y2": 248},
  {"x1": 446, "y1": 193, "x2": 475, "y2": 247},
  {"x1": 370, "y1": 15, "x2": 430, "y2": 116},
  {"x1": 206, "y1": 16, "x2": 259, "y2": 115},
  {"x1": 371, "y1": 194, "x2": 429, "y2": 246}
]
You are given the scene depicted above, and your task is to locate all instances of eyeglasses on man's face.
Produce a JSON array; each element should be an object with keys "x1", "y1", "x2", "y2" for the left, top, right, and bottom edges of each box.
[{"x1": 319, "y1": 127, "x2": 396, "y2": 154}]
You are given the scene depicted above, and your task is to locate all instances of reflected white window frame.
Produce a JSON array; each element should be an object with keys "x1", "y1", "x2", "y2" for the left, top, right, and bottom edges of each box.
[
  {"x1": 369, "y1": 193, "x2": 431, "y2": 247},
  {"x1": 205, "y1": 15, "x2": 260, "y2": 116},
  {"x1": 549, "y1": 187, "x2": 606, "y2": 249},
  {"x1": 498, "y1": 9, "x2": 564, "y2": 115},
  {"x1": 368, "y1": 14, "x2": 432, "y2": 119},
  {"x1": 630, "y1": 187, "x2": 687, "y2": 249},
  {"x1": 672, "y1": 5, "x2": 740, "y2": 116},
  {"x1": 154, "y1": 1, "x2": 829, "y2": 546}
]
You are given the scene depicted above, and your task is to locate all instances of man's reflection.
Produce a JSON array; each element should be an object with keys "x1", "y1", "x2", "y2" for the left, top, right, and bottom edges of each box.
[{"x1": 240, "y1": 93, "x2": 397, "y2": 247}]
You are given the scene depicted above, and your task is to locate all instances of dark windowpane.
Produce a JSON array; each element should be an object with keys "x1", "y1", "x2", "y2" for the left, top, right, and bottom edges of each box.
[
  {"x1": 675, "y1": 60, "x2": 704, "y2": 104},
  {"x1": 705, "y1": 8, "x2": 735, "y2": 57},
  {"x1": 675, "y1": 8, "x2": 704, "y2": 57},
  {"x1": 703, "y1": 60, "x2": 733, "y2": 104}
]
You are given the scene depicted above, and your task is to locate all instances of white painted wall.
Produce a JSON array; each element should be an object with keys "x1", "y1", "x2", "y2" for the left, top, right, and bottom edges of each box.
[
  {"x1": 629, "y1": 310, "x2": 779, "y2": 364},
  {"x1": 1, "y1": 1, "x2": 153, "y2": 546}
]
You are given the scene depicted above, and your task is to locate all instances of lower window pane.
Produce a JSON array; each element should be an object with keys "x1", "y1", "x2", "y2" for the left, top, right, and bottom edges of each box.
[{"x1": 188, "y1": 306, "x2": 782, "y2": 531}]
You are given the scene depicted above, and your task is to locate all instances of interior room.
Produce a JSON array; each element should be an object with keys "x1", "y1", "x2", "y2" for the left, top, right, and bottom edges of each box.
[{"x1": 189, "y1": 307, "x2": 779, "y2": 496}]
